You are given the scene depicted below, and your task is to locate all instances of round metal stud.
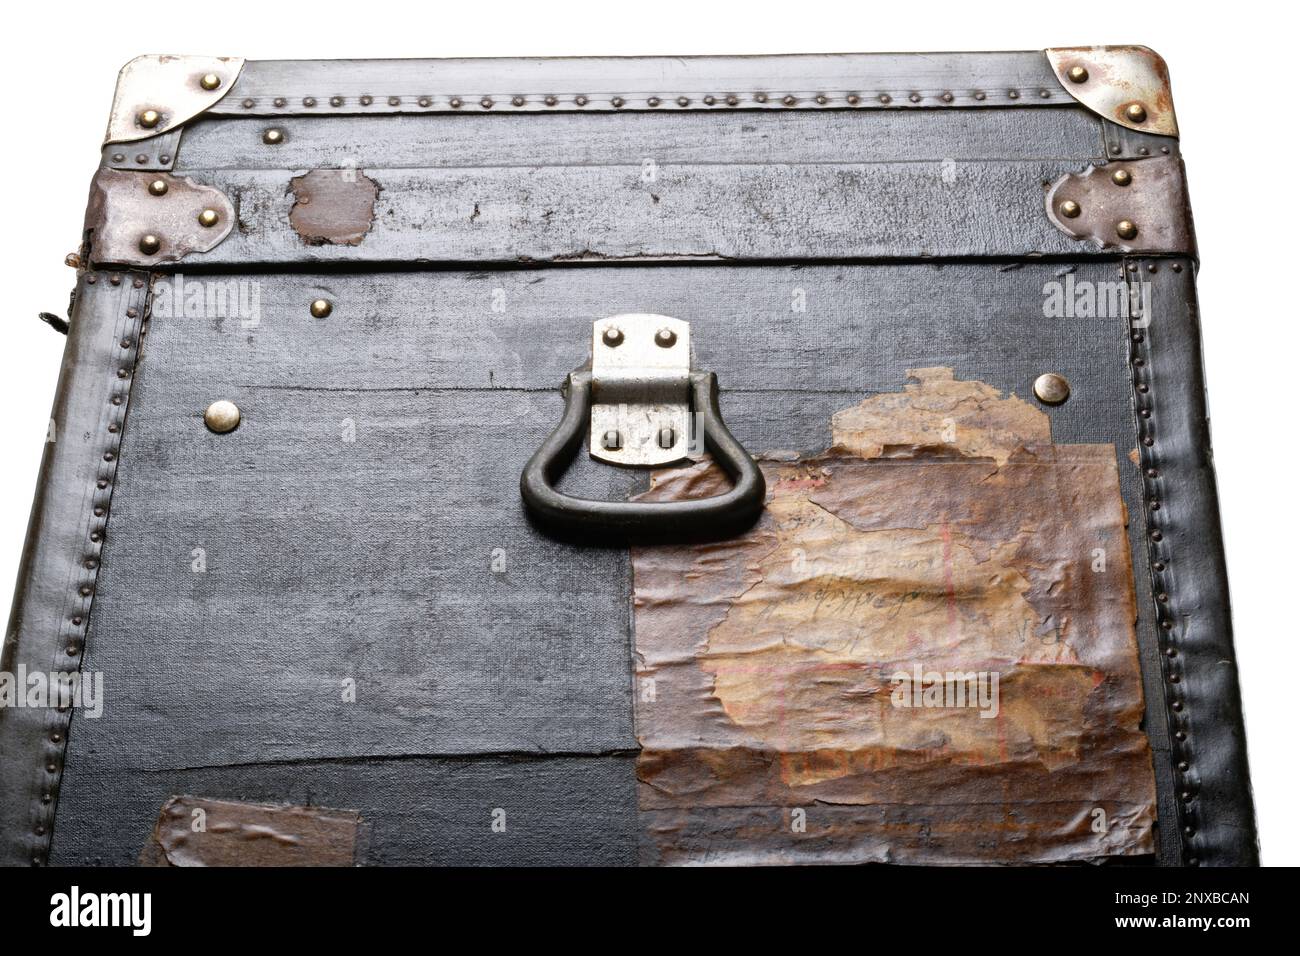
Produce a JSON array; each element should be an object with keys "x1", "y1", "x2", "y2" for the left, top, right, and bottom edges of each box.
[
  {"x1": 137, "y1": 109, "x2": 161, "y2": 129},
  {"x1": 1067, "y1": 65, "x2": 1089, "y2": 84},
  {"x1": 199, "y1": 73, "x2": 222, "y2": 91},
  {"x1": 1111, "y1": 168, "x2": 1133, "y2": 187},
  {"x1": 647, "y1": 96, "x2": 660, "y2": 107},
  {"x1": 204, "y1": 400, "x2": 241, "y2": 434},
  {"x1": 601, "y1": 326, "x2": 624, "y2": 347},
  {"x1": 310, "y1": 299, "x2": 333, "y2": 319},
  {"x1": 545, "y1": 96, "x2": 558, "y2": 107},
  {"x1": 1125, "y1": 102, "x2": 1148, "y2": 124},
  {"x1": 197, "y1": 209, "x2": 220, "y2": 228},
  {"x1": 512, "y1": 96, "x2": 525, "y2": 107},
  {"x1": 147, "y1": 179, "x2": 169, "y2": 196},
  {"x1": 611, "y1": 97, "x2": 625, "y2": 108},
  {"x1": 677, "y1": 96, "x2": 690, "y2": 107},
  {"x1": 1116, "y1": 219, "x2": 1139, "y2": 241},
  {"x1": 262, "y1": 128, "x2": 284, "y2": 145},
  {"x1": 655, "y1": 328, "x2": 677, "y2": 348},
  {"x1": 1033, "y1": 373, "x2": 1070, "y2": 405},
  {"x1": 1059, "y1": 199, "x2": 1082, "y2": 219},
  {"x1": 330, "y1": 96, "x2": 344, "y2": 107},
  {"x1": 138, "y1": 234, "x2": 161, "y2": 256}
]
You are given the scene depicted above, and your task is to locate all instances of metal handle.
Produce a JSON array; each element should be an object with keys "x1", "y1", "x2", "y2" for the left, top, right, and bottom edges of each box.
[{"x1": 520, "y1": 370, "x2": 766, "y2": 541}]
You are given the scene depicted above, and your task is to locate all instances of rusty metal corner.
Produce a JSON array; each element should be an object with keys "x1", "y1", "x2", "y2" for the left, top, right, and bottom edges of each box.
[{"x1": 1045, "y1": 46, "x2": 1178, "y2": 138}]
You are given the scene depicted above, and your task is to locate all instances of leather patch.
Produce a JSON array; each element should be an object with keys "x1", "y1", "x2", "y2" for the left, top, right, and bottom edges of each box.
[
  {"x1": 138, "y1": 796, "x2": 362, "y2": 866},
  {"x1": 289, "y1": 168, "x2": 380, "y2": 246},
  {"x1": 631, "y1": 367, "x2": 1156, "y2": 864}
]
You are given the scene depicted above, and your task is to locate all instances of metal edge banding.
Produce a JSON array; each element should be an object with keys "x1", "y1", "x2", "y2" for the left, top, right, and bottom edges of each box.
[
  {"x1": 102, "y1": 128, "x2": 184, "y2": 173},
  {"x1": 1125, "y1": 258, "x2": 1259, "y2": 865},
  {"x1": 0, "y1": 271, "x2": 148, "y2": 866},
  {"x1": 215, "y1": 52, "x2": 1069, "y2": 115}
]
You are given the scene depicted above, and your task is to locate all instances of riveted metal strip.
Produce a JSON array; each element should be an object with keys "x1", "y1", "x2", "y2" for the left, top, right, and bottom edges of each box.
[
  {"x1": 213, "y1": 52, "x2": 1074, "y2": 116},
  {"x1": 0, "y1": 271, "x2": 149, "y2": 865}
]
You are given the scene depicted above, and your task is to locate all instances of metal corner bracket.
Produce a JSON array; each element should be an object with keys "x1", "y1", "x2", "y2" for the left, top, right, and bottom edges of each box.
[
  {"x1": 1045, "y1": 46, "x2": 1178, "y2": 138},
  {"x1": 105, "y1": 54, "x2": 246, "y2": 144},
  {"x1": 1045, "y1": 154, "x2": 1194, "y2": 256},
  {"x1": 84, "y1": 169, "x2": 236, "y2": 267}
]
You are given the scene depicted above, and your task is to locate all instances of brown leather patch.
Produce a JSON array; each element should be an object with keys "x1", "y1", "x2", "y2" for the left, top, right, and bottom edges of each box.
[
  {"x1": 289, "y1": 168, "x2": 380, "y2": 246},
  {"x1": 139, "y1": 796, "x2": 361, "y2": 866},
  {"x1": 631, "y1": 368, "x2": 1155, "y2": 864}
]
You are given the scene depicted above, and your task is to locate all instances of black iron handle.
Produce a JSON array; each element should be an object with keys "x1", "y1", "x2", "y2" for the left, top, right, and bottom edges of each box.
[{"x1": 520, "y1": 370, "x2": 765, "y2": 541}]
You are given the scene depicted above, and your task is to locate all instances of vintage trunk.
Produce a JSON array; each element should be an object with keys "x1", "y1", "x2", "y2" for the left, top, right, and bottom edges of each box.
[{"x1": 1, "y1": 48, "x2": 1257, "y2": 866}]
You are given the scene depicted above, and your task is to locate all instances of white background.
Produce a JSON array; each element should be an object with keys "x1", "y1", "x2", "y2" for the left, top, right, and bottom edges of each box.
[{"x1": 1, "y1": 1, "x2": 1294, "y2": 863}]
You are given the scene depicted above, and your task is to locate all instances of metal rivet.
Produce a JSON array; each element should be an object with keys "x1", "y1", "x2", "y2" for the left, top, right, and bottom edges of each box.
[
  {"x1": 418, "y1": 97, "x2": 431, "y2": 108},
  {"x1": 726, "y1": 95, "x2": 739, "y2": 106},
  {"x1": 846, "y1": 94, "x2": 860, "y2": 105},
  {"x1": 480, "y1": 97, "x2": 494, "y2": 109},
  {"x1": 575, "y1": 96, "x2": 587, "y2": 106},
  {"x1": 241, "y1": 98, "x2": 255, "y2": 109},
  {"x1": 360, "y1": 95, "x2": 374, "y2": 106},
  {"x1": 611, "y1": 97, "x2": 625, "y2": 108},
  {"x1": 545, "y1": 96, "x2": 558, "y2": 107},
  {"x1": 1008, "y1": 90, "x2": 1020, "y2": 99},
  {"x1": 1039, "y1": 89, "x2": 1051, "y2": 99},
  {"x1": 111, "y1": 153, "x2": 125, "y2": 163},
  {"x1": 1032, "y1": 373, "x2": 1070, "y2": 405},
  {"x1": 389, "y1": 97, "x2": 402, "y2": 107},
  {"x1": 941, "y1": 91, "x2": 954, "y2": 103},
  {"x1": 909, "y1": 92, "x2": 921, "y2": 103},
  {"x1": 1125, "y1": 102, "x2": 1148, "y2": 123},
  {"x1": 197, "y1": 209, "x2": 219, "y2": 228},
  {"x1": 262, "y1": 128, "x2": 284, "y2": 145},
  {"x1": 754, "y1": 93, "x2": 768, "y2": 103},
  {"x1": 973, "y1": 91, "x2": 986, "y2": 101},
  {"x1": 310, "y1": 299, "x2": 333, "y2": 319},
  {"x1": 878, "y1": 94, "x2": 891, "y2": 104},
  {"x1": 199, "y1": 73, "x2": 222, "y2": 91},
  {"x1": 647, "y1": 96, "x2": 660, "y2": 107},
  {"x1": 602, "y1": 326, "x2": 624, "y2": 347},
  {"x1": 137, "y1": 109, "x2": 161, "y2": 129},
  {"x1": 273, "y1": 97, "x2": 287, "y2": 108},
  {"x1": 782, "y1": 95, "x2": 796, "y2": 106},
  {"x1": 450, "y1": 97, "x2": 462, "y2": 109},
  {"x1": 204, "y1": 400, "x2": 241, "y2": 434},
  {"x1": 1116, "y1": 219, "x2": 1139, "y2": 241},
  {"x1": 677, "y1": 96, "x2": 690, "y2": 107},
  {"x1": 815, "y1": 94, "x2": 828, "y2": 105},
  {"x1": 658, "y1": 427, "x2": 676, "y2": 449},
  {"x1": 1111, "y1": 168, "x2": 1133, "y2": 187},
  {"x1": 1067, "y1": 65, "x2": 1089, "y2": 84},
  {"x1": 655, "y1": 328, "x2": 677, "y2": 348},
  {"x1": 512, "y1": 96, "x2": 526, "y2": 107},
  {"x1": 1059, "y1": 199, "x2": 1081, "y2": 219},
  {"x1": 135, "y1": 154, "x2": 149, "y2": 165},
  {"x1": 138, "y1": 234, "x2": 160, "y2": 255},
  {"x1": 601, "y1": 430, "x2": 622, "y2": 451},
  {"x1": 147, "y1": 179, "x2": 169, "y2": 196},
  {"x1": 330, "y1": 96, "x2": 344, "y2": 107},
  {"x1": 703, "y1": 95, "x2": 716, "y2": 105},
  {"x1": 303, "y1": 97, "x2": 317, "y2": 108}
]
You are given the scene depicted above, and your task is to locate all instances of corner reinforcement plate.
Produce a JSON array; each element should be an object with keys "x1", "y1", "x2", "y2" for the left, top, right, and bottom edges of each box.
[
  {"x1": 84, "y1": 169, "x2": 236, "y2": 266},
  {"x1": 105, "y1": 54, "x2": 245, "y2": 144},
  {"x1": 1045, "y1": 155, "x2": 1194, "y2": 255},
  {"x1": 1046, "y1": 46, "x2": 1178, "y2": 138}
]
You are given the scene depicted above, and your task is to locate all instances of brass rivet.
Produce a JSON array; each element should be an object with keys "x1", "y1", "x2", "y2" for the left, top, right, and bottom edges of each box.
[
  {"x1": 1125, "y1": 102, "x2": 1148, "y2": 123},
  {"x1": 197, "y1": 209, "x2": 220, "y2": 228},
  {"x1": 611, "y1": 97, "x2": 625, "y2": 108},
  {"x1": 602, "y1": 326, "x2": 624, "y2": 347},
  {"x1": 1111, "y1": 169, "x2": 1133, "y2": 187},
  {"x1": 602, "y1": 430, "x2": 622, "y2": 451},
  {"x1": 310, "y1": 299, "x2": 333, "y2": 319},
  {"x1": 1116, "y1": 219, "x2": 1139, "y2": 240},
  {"x1": 1067, "y1": 65, "x2": 1089, "y2": 84},
  {"x1": 655, "y1": 328, "x2": 677, "y2": 348},
  {"x1": 1059, "y1": 199, "x2": 1082, "y2": 219},
  {"x1": 1033, "y1": 373, "x2": 1070, "y2": 405},
  {"x1": 147, "y1": 179, "x2": 169, "y2": 196},
  {"x1": 138, "y1": 234, "x2": 161, "y2": 255},
  {"x1": 512, "y1": 96, "x2": 525, "y2": 107},
  {"x1": 658, "y1": 427, "x2": 676, "y2": 449},
  {"x1": 137, "y1": 109, "x2": 161, "y2": 129},
  {"x1": 262, "y1": 128, "x2": 284, "y2": 145},
  {"x1": 545, "y1": 96, "x2": 558, "y2": 107},
  {"x1": 204, "y1": 400, "x2": 241, "y2": 434},
  {"x1": 199, "y1": 73, "x2": 222, "y2": 91}
]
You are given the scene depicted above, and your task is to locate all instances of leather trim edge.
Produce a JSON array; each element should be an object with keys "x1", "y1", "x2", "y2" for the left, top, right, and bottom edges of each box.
[
  {"x1": 0, "y1": 270, "x2": 149, "y2": 866},
  {"x1": 1126, "y1": 257, "x2": 1259, "y2": 865}
]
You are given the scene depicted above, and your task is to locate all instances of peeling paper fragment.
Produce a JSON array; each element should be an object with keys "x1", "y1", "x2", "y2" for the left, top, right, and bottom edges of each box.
[
  {"x1": 138, "y1": 796, "x2": 362, "y2": 867},
  {"x1": 631, "y1": 369, "x2": 1155, "y2": 865}
]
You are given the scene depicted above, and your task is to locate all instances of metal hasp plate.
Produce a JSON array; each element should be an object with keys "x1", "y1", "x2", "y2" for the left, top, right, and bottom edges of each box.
[{"x1": 590, "y1": 314, "x2": 691, "y2": 466}]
